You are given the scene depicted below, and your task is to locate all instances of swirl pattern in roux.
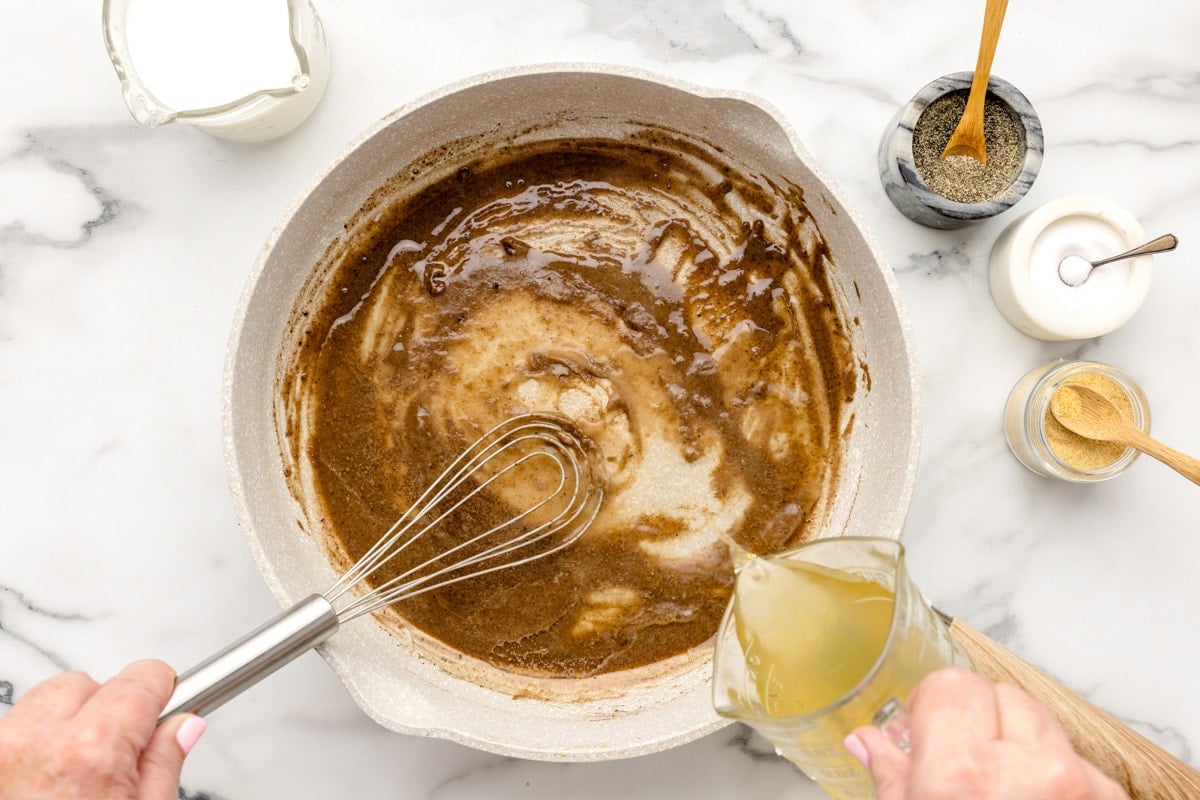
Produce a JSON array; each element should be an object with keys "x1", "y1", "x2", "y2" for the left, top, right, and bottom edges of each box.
[{"x1": 280, "y1": 135, "x2": 857, "y2": 678}]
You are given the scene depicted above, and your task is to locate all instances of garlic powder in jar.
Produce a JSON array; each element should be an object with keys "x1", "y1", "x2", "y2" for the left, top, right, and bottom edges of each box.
[{"x1": 1003, "y1": 360, "x2": 1150, "y2": 483}]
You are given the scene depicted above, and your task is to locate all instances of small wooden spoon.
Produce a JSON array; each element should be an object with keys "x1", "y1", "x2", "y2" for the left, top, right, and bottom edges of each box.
[
  {"x1": 1049, "y1": 384, "x2": 1200, "y2": 485},
  {"x1": 941, "y1": 0, "x2": 1010, "y2": 164}
]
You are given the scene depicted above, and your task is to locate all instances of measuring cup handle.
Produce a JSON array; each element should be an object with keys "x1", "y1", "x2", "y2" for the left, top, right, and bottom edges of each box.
[
  {"x1": 870, "y1": 697, "x2": 912, "y2": 753},
  {"x1": 947, "y1": 617, "x2": 1200, "y2": 800}
]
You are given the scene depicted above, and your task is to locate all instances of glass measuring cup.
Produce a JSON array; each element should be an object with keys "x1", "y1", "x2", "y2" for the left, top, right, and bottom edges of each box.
[
  {"x1": 102, "y1": 0, "x2": 331, "y2": 142},
  {"x1": 712, "y1": 537, "x2": 972, "y2": 800}
]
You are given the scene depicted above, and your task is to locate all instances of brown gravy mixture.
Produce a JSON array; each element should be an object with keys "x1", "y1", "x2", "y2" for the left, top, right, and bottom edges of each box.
[{"x1": 282, "y1": 136, "x2": 856, "y2": 678}]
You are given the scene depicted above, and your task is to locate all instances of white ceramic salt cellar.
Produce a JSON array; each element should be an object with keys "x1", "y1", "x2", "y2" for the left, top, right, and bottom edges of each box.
[
  {"x1": 988, "y1": 196, "x2": 1153, "y2": 341},
  {"x1": 879, "y1": 72, "x2": 1043, "y2": 229}
]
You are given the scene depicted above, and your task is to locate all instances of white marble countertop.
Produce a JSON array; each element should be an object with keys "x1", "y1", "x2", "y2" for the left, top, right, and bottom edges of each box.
[{"x1": 3, "y1": 1, "x2": 1198, "y2": 797}]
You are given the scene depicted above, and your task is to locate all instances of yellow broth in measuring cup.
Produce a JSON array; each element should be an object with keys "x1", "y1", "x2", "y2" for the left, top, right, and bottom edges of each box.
[{"x1": 712, "y1": 537, "x2": 971, "y2": 800}]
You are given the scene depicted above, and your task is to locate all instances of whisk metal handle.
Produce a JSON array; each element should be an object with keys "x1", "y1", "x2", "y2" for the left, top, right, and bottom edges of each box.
[{"x1": 159, "y1": 594, "x2": 339, "y2": 722}]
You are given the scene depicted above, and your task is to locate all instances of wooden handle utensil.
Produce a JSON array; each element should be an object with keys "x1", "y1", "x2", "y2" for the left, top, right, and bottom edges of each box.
[
  {"x1": 1050, "y1": 383, "x2": 1200, "y2": 485},
  {"x1": 942, "y1": 0, "x2": 1010, "y2": 163},
  {"x1": 947, "y1": 616, "x2": 1200, "y2": 799}
]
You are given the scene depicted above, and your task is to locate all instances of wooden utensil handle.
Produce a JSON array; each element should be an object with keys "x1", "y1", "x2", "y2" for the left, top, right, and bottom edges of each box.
[
  {"x1": 967, "y1": 0, "x2": 1009, "y2": 109},
  {"x1": 949, "y1": 618, "x2": 1200, "y2": 799},
  {"x1": 1122, "y1": 427, "x2": 1200, "y2": 485}
]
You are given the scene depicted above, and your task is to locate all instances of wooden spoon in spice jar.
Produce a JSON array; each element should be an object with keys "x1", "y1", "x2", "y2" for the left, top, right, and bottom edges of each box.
[
  {"x1": 1050, "y1": 384, "x2": 1200, "y2": 485},
  {"x1": 942, "y1": 0, "x2": 1010, "y2": 164}
]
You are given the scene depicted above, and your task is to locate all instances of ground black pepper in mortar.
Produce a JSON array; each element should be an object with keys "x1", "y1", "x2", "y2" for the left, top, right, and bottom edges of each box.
[{"x1": 912, "y1": 89, "x2": 1025, "y2": 204}]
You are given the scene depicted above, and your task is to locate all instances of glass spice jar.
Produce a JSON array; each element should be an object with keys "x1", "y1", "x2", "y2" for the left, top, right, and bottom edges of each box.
[{"x1": 1003, "y1": 360, "x2": 1151, "y2": 482}]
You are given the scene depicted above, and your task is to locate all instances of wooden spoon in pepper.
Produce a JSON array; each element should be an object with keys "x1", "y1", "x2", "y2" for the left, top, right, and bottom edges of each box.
[
  {"x1": 941, "y1": 0, "x2": 1010, "y2": 164},
  {"x1": 1049, "y1": 384, "x2": 1200, "y2": 485}
]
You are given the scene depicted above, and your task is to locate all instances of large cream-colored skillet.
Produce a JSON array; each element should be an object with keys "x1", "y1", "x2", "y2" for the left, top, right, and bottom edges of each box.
[
  {"x1": 223, "y1": 64, "x2": 918, "y2": 761},
  {"x1": 220, "y1": 65, "x2": 1196, "y2": 793}
]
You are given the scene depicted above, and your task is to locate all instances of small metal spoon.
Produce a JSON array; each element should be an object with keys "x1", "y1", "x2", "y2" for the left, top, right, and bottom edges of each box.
[{"x1": 1058, "y1": 233, "x2": 1178, "y2": 287}]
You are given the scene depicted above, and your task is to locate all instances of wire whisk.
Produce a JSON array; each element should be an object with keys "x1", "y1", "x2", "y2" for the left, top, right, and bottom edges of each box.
[
  {"x1": 159, "y1": 413, "x2": 603, "y2": 721},
  {"x1": 329, "y1": 413, "x2": 603, "y2": 620}
]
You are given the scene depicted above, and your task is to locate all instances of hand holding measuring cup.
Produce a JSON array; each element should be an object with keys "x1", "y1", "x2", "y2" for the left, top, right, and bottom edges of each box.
[
  {"x1": 849, "y1": 668, "x2": 1130, "y2": 800},
  {"x1": 711, "y1": 537, "x2": 972, "y2": 800}
]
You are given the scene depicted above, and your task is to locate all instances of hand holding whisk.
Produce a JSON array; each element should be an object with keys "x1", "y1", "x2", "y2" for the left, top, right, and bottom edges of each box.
[{"x1": 159, "y1": 413, "x2": 604, "y2": 721}]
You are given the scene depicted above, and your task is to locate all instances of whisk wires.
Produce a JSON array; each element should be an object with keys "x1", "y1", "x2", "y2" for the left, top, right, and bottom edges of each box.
[{"x1": 324, "y1": 413, "x2": 603, "y2": 623}]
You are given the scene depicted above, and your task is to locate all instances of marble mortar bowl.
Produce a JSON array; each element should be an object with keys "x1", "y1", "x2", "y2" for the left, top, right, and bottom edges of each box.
[
  {"x1": 222, "y1": 64, "x2": 921, "y2": 761},
  {"x1": 878, "y1": 71, "x2": 1044, "y2": 230}
]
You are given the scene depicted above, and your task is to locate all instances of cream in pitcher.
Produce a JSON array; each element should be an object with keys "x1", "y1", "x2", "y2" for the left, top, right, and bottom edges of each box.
[{"x1": 103, "y1": 0, "x2": 330, "y2": 142}]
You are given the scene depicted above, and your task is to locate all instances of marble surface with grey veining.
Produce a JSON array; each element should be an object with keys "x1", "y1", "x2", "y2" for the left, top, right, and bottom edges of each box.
[{"x1": 2, "y1": 1, "x2": 1199, "y2": 798}]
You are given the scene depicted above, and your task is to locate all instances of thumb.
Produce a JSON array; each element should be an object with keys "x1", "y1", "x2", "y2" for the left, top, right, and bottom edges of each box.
[
  {"x1": 137, "y1": 714, "x2": 207, "y2": 800},
  {"x1": 849, "y1": 725, "x2": 910, "y2": 800}
]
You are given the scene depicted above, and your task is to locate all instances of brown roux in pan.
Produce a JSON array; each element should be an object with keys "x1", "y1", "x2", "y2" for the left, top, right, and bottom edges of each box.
[{"x1": 283, "y1": 135, "x2": 856, "y2": 678}]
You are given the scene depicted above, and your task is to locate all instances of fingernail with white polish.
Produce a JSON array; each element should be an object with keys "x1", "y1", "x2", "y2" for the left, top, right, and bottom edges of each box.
[
  {"x1": 176, "y1": 715, "x2": 207, "y2": 755},
  {"x1": 844, "y1": 733, "x2": 870, "y2": 767}
]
